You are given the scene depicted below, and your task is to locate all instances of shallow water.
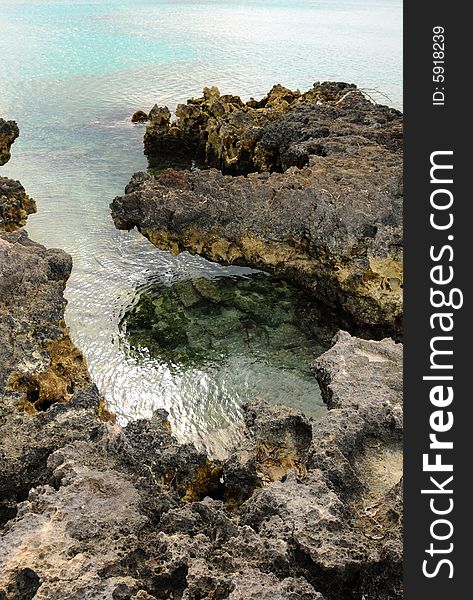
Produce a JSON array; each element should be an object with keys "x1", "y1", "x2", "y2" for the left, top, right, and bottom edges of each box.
[
  {"x1": 0, "y1": 0, "x2": 402, "y2": 454},
  {"x1": 120, "y1": 272, "x2": 338, "y2": 448}
]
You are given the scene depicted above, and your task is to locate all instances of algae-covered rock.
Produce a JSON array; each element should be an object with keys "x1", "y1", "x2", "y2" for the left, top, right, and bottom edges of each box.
[
  {"x1": 0, "y1": 176, "x2": 37, "y2": 231},
  {"x1": 143, "y1": 81, "x2": 401, "y2": 175},
  {"x1": 131, "y1": 109, "x2": 149, "y2": 123},
  {"x1": 121, "y1": 273, "x2": 337, "y2": 373},
  {"x1": 0, "y1": 229, "x2": 91, "y2": 413}
]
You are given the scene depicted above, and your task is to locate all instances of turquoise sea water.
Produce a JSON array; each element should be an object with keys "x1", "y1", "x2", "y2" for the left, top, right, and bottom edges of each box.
[{"x1": 0, "y1": 0, "x2": 402, "y2": 455}]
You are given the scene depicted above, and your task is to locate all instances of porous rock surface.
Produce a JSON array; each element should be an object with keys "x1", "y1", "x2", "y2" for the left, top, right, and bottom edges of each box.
[
  {"x1": 143, "y1": 82, "x2": 402, "y2": 173},
  {"x1": 112, "y1": 83, "x2": 403, "y2": 334},
  {"x1": 0, "y1": 177, "x2": 37, "y2": 231},
  {"x1": 1, "y1": 328, "x2": 402, "y2": 599}
]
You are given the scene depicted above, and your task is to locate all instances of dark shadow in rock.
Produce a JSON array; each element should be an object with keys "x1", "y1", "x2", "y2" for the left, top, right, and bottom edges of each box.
[{"x1": 8, "y1": 569, "x2": 41, "y2": 600}]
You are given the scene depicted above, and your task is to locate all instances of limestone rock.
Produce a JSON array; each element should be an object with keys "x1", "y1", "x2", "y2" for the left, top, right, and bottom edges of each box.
[
  {"x1": 112, "y1": 148, "x2": 402, "y2": 334},
  {"x1": 234, "y1": 331, "x2": 403, "y2": 599},
  {"x1": 131, "y1": 110, "x2": 149, "y2": 123},
  {"x1": 113, "y1": 83, "x2": 403, "y2": 334},
  {"x1": 144, "y1": 82, "x2": 401, "y2": 174},
  {"x1": 0, "y1": 229, "x2": 91, "y2": 413},
  {"x1": 0, "y1": 331, "x2": 403, "y2": 599},
  {"x1": 1, "y1": 112, "x2": 403, "y2": 599}
]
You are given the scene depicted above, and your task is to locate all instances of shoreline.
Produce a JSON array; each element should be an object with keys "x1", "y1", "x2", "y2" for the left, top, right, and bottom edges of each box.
[{"x1": 0, "y1": 83, "x2": 403, "y2": 598}]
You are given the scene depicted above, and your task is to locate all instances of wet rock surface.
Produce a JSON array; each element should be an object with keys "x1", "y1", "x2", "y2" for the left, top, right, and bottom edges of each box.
[
  {"x1": 0, "y1": 119, "x2": 19, "y2": 166},
  {"x1": 113, "y1": 83, "x2": 403, "y2": 335}
]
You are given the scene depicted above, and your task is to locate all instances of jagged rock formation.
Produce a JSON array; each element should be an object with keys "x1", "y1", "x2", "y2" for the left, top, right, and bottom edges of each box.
[
  {"x1": 1, "y1": 331, "x2": 402, "y2": 600},
  {"x1": 113, "y1": 83, "x2": 403, "y2": 335},
  {"x1": 0, "y1": 229, "x2": 91, "y2": 413},
  {"x1": 1, "y1": 109, "x2": 403, "y2": 599},
  {"x1": 143, "y1": 83, "x2": 402, "y2": 174},
  {"x1": 0, "y1": 119, "x2": 19, "y2": 166},
  {"x1": 0, "y1": 117, "x2": 97, "y2": 526},
  {"x1": 0, "y1": 177, "x2": 37, "y2": 231},
  {"x1": 0, "y1": 118, "x2": 37, "y2": 231}
]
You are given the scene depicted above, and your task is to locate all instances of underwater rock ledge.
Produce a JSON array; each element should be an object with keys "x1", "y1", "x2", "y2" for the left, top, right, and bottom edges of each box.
[
  {"x1": 1, "y1": 116, "x2": 402, "y2": 598},
  {"x1": 113, "y1": 82, "x2": 403, "y2": 336}
]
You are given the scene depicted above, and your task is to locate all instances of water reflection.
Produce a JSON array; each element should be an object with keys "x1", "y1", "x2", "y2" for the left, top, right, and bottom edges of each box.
[{"x1": 118, "y1": 272, "x2": 337, "y2": 457}]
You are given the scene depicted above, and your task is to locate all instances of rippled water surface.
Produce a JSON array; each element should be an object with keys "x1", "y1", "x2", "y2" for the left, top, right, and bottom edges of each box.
[{"x1": 0, "y1": 0, "x2": 402, "y2": 454}]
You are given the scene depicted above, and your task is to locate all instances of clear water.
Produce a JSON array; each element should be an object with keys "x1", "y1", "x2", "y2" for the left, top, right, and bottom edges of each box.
[{"x1": 0, "y1": 0, "x2": 402, "y2": 455}]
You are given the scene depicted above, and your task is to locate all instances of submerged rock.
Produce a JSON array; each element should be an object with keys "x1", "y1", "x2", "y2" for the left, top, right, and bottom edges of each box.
[
  {"x1": 0, "y1": 229, "x2": 91, "y2": 413},
  {"x1": 121, "y1": 273, "x2": 337, "y2": 370},
  {"x1": 0, "y1": 119, "x2": 19, "y2": 166},
  {"x1": 112, "y1": 83, "x2": 403, "y2": 335}
]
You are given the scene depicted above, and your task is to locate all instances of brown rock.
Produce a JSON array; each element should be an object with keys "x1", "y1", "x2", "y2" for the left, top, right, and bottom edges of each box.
[
  {"x1": 131, "y1": 110, "x2": 149, "y2": 123},
  {"x1": 0, "y1": 177, "x2": 37, "y2": 231},
  {"x1": 0, "y1": 119, "x2": 19, "y2": 166}
]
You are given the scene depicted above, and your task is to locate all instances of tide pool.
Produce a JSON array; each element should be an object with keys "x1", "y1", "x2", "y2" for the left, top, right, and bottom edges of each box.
[{"x1": 0, "y1": 0, "x2": 402, "y2": 455}]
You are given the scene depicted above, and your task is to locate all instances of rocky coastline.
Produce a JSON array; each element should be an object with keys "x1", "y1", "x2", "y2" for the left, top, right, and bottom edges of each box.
[
  {"x1": 112, "y1": 83, "x2": 403, "y2": 337},
  {"x1": 1, "y1": 85, "x2": 403, "y2": 600}
]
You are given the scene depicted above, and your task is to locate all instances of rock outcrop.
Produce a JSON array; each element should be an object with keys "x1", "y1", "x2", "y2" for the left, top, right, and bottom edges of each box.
[
  {"x1": 0, "y1": 118, "x2": 37, "y2": 230},
  {"x1": 0, "y1": 177, "x2": 37, "y2": 231},
  {"x1": 114, "y1": 83, "x2": 403, "y2": 335},
  {"x1": 131, "y1": 110, "x2": 150, "y2": 124},
  {"x1": 0, "y1": 229, "x2": 91, "y2": 413},
  {"x1": 143, "y1": 83, "x2": 402, "y2": 174},
  {"x1": 0, "y1": 117, "x2": 96, "y2": 525},
  {"x1": 121, "y1": 272, "x2": 338, "y2": 375},
  {"x1": 1, "y1": 331, "x2": 403, "y2": 600},
  {"x1": 0, "y1": 119, "x2": 19, "y2": 166}
]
